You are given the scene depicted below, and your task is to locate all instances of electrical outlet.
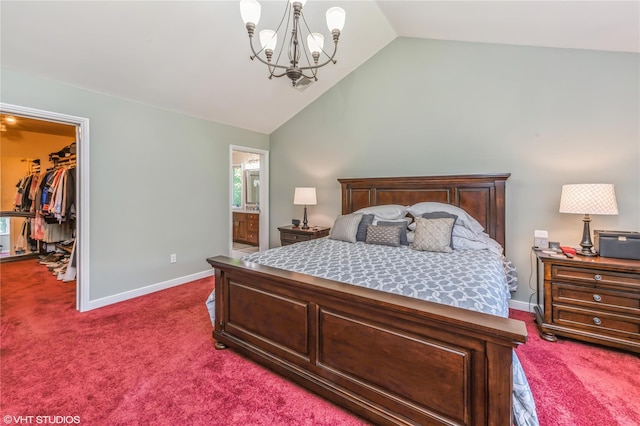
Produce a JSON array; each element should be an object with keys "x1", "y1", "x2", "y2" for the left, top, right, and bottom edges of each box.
[{"x1": 170, "y1": 253, "x2": 177, "y2": 263}]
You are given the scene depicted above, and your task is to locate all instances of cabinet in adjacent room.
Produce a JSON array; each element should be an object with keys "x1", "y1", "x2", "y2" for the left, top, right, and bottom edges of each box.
[{"x1": 233, "y1": 212, "x2": 259, "y2": 246}]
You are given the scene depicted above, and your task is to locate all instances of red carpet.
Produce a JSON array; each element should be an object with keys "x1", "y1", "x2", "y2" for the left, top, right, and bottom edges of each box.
[
  {"x1": 1, "y1": 259, "x2": 639, "y2": 425},
  {"x1": 511, "y1": 309, "x2": 640, "y2": 426},
  {"x1": 0, "y1": 259, "x2": 367, "y2": 425}
]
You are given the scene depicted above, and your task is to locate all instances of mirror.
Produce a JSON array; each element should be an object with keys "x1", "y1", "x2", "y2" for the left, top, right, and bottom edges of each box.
[
  {"x1": 245, "y1": 170, "x2": 260, "y2": 205},
  {"x1": 0, "y1": 214, "x2": 40, "y2": 259}
]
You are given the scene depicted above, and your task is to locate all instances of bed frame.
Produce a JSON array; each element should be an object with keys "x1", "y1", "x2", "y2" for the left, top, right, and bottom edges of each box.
[{"x1": 207, "y1": 174, "x2": 526, "y2": 426}]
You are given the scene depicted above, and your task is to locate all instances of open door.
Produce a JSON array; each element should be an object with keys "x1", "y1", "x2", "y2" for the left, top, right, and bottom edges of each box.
[
  {"x1": 229, "y1": 146, "x2": 269, "y2": 258},
  {"x1": 0, "y1": 102, "x2": 90, "y2": 312}
]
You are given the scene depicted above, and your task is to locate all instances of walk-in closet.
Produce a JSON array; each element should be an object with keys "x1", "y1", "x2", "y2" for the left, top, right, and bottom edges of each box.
[{"x1": 0, "y1": 114, "x2": 78, "y2": 281}]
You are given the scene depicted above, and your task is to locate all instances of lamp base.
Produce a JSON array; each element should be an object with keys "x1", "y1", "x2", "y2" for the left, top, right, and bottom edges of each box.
[
  {"x1": 302, "y1": 206, "x2": 309, "y2": 229},
  {"x1": 577, "y1": 214, "x2": 597, "y2": 257},
  {"x1": 576, "y1": 248, "x2": 597, "y2": 257}
]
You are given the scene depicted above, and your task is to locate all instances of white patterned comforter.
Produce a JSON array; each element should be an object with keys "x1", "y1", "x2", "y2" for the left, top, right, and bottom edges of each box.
[{"x1": 241, "y1": 238, "x2": 539, "y2": 426}]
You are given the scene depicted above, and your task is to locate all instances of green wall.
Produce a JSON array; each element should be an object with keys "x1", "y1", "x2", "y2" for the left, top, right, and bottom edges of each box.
[
  {"x1": 269, "y1": 38, "x2": 640, "y2": 305},
  {"x1": 3, "y1": 37, "x2": 638, "y2": 308},
  {"x1": 1, "y1": 68, "x2": 268, "y2": 302}
]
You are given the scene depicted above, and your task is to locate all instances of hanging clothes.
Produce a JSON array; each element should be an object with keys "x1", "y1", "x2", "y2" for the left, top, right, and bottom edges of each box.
[
  {"x1": 37, "y1": 165, "x2": 75, "y2": 224},
  {"x1": 12, "y1": 162, "x2": 77, "y2": 244}
]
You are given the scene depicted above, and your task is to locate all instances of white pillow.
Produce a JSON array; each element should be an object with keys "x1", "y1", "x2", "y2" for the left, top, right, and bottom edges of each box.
[
  {"x1": 407, "y1": 202, "x2": 484, "y2": 234},
  {"x1": 452, "y1": 235, "x2": 503, "y2": 255},
  {"x1": 452, "y1": 224, "x2": 481, "y2": 240},
  {"x1": 354, "y1": 204, "x2": 407, "y2": 220},
  {"x1": 329, "y1": 214, "x2": 363, "y2": 243}
]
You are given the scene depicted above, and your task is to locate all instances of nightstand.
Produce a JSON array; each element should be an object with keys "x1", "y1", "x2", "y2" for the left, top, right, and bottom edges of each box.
[
  {"x1": 278, "y1": 225, "x2": 330, "y2": 246},
  {"x1": 533, "y1": 249, "x2": 640, "y2": 353}
]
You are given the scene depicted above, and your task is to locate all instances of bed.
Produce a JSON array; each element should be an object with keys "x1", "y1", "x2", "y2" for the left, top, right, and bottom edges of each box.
[{"x1": 206, "y1": 174, "x2": 537, "y2": 426}]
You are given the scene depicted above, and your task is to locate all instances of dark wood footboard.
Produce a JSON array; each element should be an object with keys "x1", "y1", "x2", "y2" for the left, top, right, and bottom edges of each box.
[{"x1": 208, "y1": 255, "x2": 526, "y2": 426}]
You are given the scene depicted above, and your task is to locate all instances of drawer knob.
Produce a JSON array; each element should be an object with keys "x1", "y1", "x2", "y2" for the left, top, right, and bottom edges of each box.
[
  {"x1": 593, "y1": 317, "x2": 602, "y2": 326},
  {"x1": 594, "y1": 274, "x2": 602, "y2": 281},
  {"x1": 593, "y1": 294, "x2": 602, "y2": 302}
]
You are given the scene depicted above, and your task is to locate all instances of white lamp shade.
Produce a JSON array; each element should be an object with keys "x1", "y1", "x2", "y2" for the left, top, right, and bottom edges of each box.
[
  {"x1": 259, "y1": 29, "x2": 277, "y2": 51},
  {"x1": 307, "y1": 33, "x2": 324, "y2": 54},
  {"x1": 240, "y1": 0, "x2": 261, "y2": 25},
  {"x1": 293, "y1": 187, "x2": 317, "y2": 205},
  {"x1": 326, "y1": 7, "x2": 345, "y2": 32},
  {"x1": 559, "y1": 184, "x2": 619, "y2": 215}
]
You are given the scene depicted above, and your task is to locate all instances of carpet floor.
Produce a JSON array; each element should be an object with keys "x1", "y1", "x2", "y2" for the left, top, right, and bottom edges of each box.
[
  {"x1": 511, "y1": 309, "x2": 640, "y2": 425},
  {"x1": 1, "y1": 258, "x2": 639, "y2": 425},
  {"x1": 1, "y1": 259, "x2": 366, "y2": 425}
]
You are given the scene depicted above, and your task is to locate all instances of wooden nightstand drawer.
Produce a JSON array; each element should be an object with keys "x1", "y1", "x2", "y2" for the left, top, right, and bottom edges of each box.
[
  {"x1": 552, "y1": 265, "x2": 640, "y2": 291},
  {"x1": 278, "y1": 225, "x2": 331, "y2": 247},
  {"x1": 282, "y1": 233, "x2": 311, "y2": 243},
  {"x1": 554, "y1": 305, "x2": 640, "y2": 336},
  {"x1": 552, "y1": 283, "x2": 640, "y2": 314}
]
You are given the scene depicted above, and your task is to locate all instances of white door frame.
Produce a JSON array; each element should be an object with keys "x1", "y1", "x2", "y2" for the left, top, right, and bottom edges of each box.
[
  {"x1": 0, "y1": 103, "x2": 90, "y2": 312},
  {"x1": 229, "y1": 145, "x2": 269, "y2": 254}
]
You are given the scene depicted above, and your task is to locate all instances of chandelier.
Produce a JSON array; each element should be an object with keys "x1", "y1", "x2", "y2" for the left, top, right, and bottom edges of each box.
[{"x1": 239, "y1": 0, "x2": 346, "y2": 87}]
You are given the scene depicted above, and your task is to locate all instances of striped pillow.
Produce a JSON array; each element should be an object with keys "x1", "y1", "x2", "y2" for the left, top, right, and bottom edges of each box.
[{"x1": 329, "y1": 214, "x2": 363, "y2": 243}]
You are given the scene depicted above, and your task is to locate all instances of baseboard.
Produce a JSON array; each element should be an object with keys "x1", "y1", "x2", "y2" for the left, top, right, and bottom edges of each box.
[
  {"x1": 84, "y1": 270, "x2": 533, "y2": 313},
  {"x1": 509, "y1": 299, "x2": 534, "y2": 312},
  {"x1": 84, "y1": 269, "x2": 214, "y2": 311}
]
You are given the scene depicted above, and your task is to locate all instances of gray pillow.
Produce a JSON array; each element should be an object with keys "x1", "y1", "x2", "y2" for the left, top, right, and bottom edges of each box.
[
  {"x1": 413, "y1": 217, "x2": 455, "y2": 253},
  {"x1": 329, "y1": 214, "x2": 363, "y2": 243},
  {"x1": 365, "y1": 225, "x2": 401, "y2": 247},
  {"x1": 356, "y1": 214, "x2": 375, "y2": 242},
  {"x1": 422, "y1": 212, "x2": 458, "y2": 248},
  {"x1": 377, "y1": 220, "x2": 409, "y2": 245}
]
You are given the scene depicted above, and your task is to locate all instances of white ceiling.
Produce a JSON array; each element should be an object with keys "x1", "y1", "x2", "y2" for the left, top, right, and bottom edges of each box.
[{"x1": 1, "y1": 1, "x2": 638, "y2": 134}]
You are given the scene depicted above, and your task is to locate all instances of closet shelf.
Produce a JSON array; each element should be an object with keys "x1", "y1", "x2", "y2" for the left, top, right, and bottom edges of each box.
[{"x1": 55, "y1": 242, "x2": 74, "y2": 254}]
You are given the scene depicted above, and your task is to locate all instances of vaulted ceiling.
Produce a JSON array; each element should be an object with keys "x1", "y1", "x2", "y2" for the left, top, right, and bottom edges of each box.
[{"x1": 1, "y1": 1, "x2": 638, "y2": 134}]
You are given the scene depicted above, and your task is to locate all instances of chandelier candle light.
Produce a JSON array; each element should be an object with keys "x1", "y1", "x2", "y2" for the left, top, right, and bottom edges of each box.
[
  {"x1": 240, "y1": 0, "x2": 346, "y2": 87},
  {"x1": 559, "y1": 183, "x2": 619, "y2": 256},
  {"x1": 293, "y1": 187, "x2": 317, "y2": 229}
]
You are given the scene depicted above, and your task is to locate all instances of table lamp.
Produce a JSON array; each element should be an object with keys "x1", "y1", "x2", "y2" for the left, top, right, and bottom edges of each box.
[
  {"x1": 559, "y1": 183, "x2": 618, "y2": 256},
  {"x1": 293, "y1": 187, "x2": 317, "y2": 229}
]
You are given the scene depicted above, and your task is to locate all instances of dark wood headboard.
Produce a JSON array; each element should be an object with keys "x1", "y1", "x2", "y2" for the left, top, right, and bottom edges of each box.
[{"x1": 338, "y1": 173, "x2": 510, "y2": 250}]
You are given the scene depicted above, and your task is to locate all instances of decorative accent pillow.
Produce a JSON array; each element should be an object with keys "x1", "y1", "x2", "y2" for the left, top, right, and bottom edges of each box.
[
  {"x1": 329, "y1": 214, "x2": 363, "y2": 243},
  {"x1": 365, "y1": 225, "x2": 401, "y2": 247},
  {"x1": 355, "y1": 214, "x2": 375, "y2": 242},
  {"x1": 354, "y1": 204, "x2": 407, "y2": 220},
  {"x1": 376, "y1": 220, "x2": 409, "y2": 246},
  {"x1": 413, "y1": 217, "x2": 455, "y2": 253},
  {"x1": 407, "y1": 202, "x2": 484, "y2": 235},
  {"x1": 422, "y1": 212, "x2": 458, "y2": 248}
]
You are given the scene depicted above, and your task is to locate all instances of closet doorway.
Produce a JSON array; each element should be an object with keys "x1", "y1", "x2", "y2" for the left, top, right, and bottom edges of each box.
[
  {"x1": 229, "y1": 146, "x2": 269, "y2": 258},
  {"x1": 0, "y1": 103, "x2": 90, "y2": 312}
]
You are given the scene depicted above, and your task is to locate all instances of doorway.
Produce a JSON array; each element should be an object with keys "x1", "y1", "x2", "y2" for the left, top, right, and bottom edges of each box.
[
  {"x1": 0, "y1": 103, "x2": 90, "y2": 312},
  {"x1": 230, "y1": 146, "x2": 269, "y2": 258}
]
